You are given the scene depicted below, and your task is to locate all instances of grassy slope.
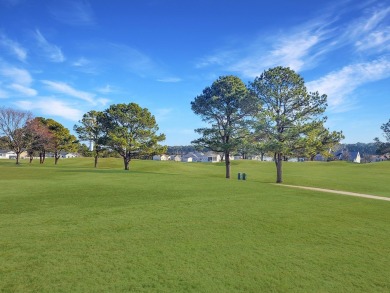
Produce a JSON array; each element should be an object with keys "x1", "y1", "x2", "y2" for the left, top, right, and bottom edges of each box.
[{"x1": 0, "y1": 158, "x2": 389, "y2": 292}]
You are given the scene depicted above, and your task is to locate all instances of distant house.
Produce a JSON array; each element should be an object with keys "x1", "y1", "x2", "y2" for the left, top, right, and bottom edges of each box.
[
  {"x1": 376, "y1": 154, "x2": 389, "y2": 161},
  {"x1": 153, "y1": 154, "x2": 170, "y2": 161},
  {"x1": 198, "y1": 152, "x2": 221, "y2": 163},
  {"x1": 0, "y1": 150, "x2": 17, "y2": 159},
  {"x1": 181, "y1": 154, "x2": 194, "y2": 162},
  {"x1": 335, "y1": 150, "x2": 361, "y2": 163},
  {"x1": 169, "y1": 155, "x2": 181, "y2": 162}
]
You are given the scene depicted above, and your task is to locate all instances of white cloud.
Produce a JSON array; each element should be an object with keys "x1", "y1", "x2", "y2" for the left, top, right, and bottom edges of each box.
[
  {"x1": 34, "y1": 29, "x2": 65, "y2": 62},
  {"x1": 307, "y1": 57, "x2": 390, "y2": 111},
  {"x1": 361, "y1": 6, "x2": 390, "y2": 33},
  {"x1": 96, "y1": 84, "x2": 113, "y2": 94},
  {"x1": 156, "y1": 77, "x2": 182, "y2": 83},
  {"x1": 0, "y1": 65, "x2": 37, "y2": 97},
  {"x1": 230, "y1": 32, "x2": 323, "y2": 77},
  {"x1": 195, "y1": 3, "x2": 390, "y2": 78},
  {"x1": 17, "y1": 98, "x2": 82, "y2": 121},
  {"x1": 0, "y1": 66, "x2": 32, "y2": 85},
  {"x1": 71, "y1": 57, "x2": 99, "y2": 74},
  {"x1": 9, "y1": 83, "x2": 37, "y2": 96},
  {"x1": 195, "y1": 50, "x2": 236, "y2": 69},
  {"x1": 196, "y1": 14, "x2": 338, "y2": 78},
  {"x1": 72, "y1": 57, "x2": 90, "y2": 67},
  {"x1": 41, "y1": 80, "x2": 94, "y2": 103},
  {"x1": 0, "y1": 33, "x2": 27, "y2": 62},
  {"x1": 356, "y1": 27, "x2": 390, "y2": 52},
  {"x1": 341, "y1": 5, "x2": 390, "y2": 53},
  {"x1": 96, "y1": 97, "x2": 110, "y2": 106}
]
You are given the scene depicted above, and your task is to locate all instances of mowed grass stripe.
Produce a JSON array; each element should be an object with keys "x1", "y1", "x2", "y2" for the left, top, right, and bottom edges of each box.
[{"x1": 0, "y1": 159, "x2": 389, "y2": 292}]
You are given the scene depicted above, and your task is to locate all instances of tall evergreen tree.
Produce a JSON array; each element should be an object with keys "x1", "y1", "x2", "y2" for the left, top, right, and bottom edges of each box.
[
  {"x1": 74, "y1": 110, "x2": 106, "y2": 168},
  {"x1": 250, "y1": 67, "x2": 328, "y2": 183},
  {"x1": 102, "y1": 103, "x2": 166, "y2": 170},
  {"x1": 191, "y1": 75, "x2": 260, "y2": 178}
]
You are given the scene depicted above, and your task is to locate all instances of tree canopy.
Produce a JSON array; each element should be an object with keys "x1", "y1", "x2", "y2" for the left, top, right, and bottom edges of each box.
[
  {"x1": 374, "y1": 119, "x2": 390, "y2": 155},
  {"x1": 25, "y1": 117, "x2": 54, "y2": 164},
  {"x1": 380, "y1": 119, "x2": 390, "y2": 142},
  {"x1": 74, "y1": 110, "x2": 106, "y2": 168},
  {"x1": 250, "y1": 66, "x2": 335, "y2": 183},
  {"x1": 102, "y1": 103, "x2": 166, "y2": 170},
  {"x1": 191, "y1": 75, "x2": 260, "y2": 178},
  {"x1": 0, "y1": 107, "x2": 32, "y2": 164},
  {"x1": 42, "y1": 118, "x2": 77, "y2": 164}
]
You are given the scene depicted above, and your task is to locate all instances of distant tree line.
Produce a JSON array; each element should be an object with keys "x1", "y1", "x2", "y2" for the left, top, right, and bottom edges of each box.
[
  {"x1": 0, "y1": 103, "x2": 166, "y2": 170},
  {"x1": 374, "y1": 119, "x2": 390, "y2": 156}
]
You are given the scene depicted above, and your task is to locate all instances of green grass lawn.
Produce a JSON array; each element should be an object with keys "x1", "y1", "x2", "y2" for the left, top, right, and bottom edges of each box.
[{"x1": 0, "y1": 158, "x2": 389, "y2": 292}]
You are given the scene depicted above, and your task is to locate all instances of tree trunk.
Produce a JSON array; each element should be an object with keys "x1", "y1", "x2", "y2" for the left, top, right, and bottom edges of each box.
[
  {"x1": 276, "y1": 152, "x2": 283, "y2": 183},
  {"x1": 94, "y1": 154, "x2": 98, "y2": 168},
  {"x1": 29, "y1": 154, "x2": 33, "y2": 163},
  {"x1": 225, "y1": 151, "x2": 230, "y2": 179},
  {"x1": 54, "y1": 152, "x2": 59, "y2": 165},
  {"x1": 16, "y1": 152, "x2": 20, "y2": 165},
  {"x1": 123, "y1": 154, "x2": 130, "y2": 170}
]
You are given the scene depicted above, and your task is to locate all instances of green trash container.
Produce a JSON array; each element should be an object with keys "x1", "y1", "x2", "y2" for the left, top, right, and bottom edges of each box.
[{"x1": 242, "y1": 173, "x2": 246, "y2": 180}]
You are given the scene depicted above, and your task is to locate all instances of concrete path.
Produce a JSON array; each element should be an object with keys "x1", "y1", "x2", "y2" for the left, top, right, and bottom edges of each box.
[{"x1": 276, "y1": 184, "x2": 390, "y2": 202}]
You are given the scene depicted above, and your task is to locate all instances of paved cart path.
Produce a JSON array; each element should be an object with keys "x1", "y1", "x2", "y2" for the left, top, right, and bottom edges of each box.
[{"x1": 275, "y1": 184, "x2": 390, "y2": 202}]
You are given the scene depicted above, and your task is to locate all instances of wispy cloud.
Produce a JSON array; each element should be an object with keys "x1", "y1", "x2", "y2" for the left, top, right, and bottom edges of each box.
[
  {"x1": 17, "y1": 98, "x2": 82, "y2": 121},
  {"x1": 41, "y1": 80, "x2": 94, "y2": 103},
  {"x1": 96, "y1": 97, "x2": 110, "y2": 106},
  {"x1": 40, "y1": 80, "x2": 109, "y2": 107},
  {"x1": 0, "y1": 64, "x2": 37, "y2": 97},
  {"x1": 356, "y1": 28, "x2": 390, "y2": 52},
  {"x1": 195, "y1": 2, "x2": 390, "y2": 78},
  {"x1": 195, "y1": 50, "x2": 236, "y2": 69},
  {"x1": 196, "y1": 16, "x2": 338, "y2": 77},
  {"x1": 0, "y1": 33, "x2": 27, "y2": 62},
  {"x1": 9, "y1": 83, "x2": 37, "y2": 96},
  {"x1": 96, "y1": 84, "x2": 113, "y2": 94},
  {"x1": 49, "y1": 0, "x2": 96, "y2": 26},
  {"x1": 0, "y1": 66, "x2": 32, "y2": 84},
  {"x1": 352, "y1": 6, "x2": 390, "y2": 53},
  {"x1": 230, "y1": 31, "x2": 326, "y2": 77},
  {"x1": 307, "y1": 57, "x2": 390, "y2": 112},
  {"x1": 156, "y1": 77, "x2": 182, "y2": 83},
  {"x1": 34, "y1": 29, "x2": 65, "y2": 62},
  {"x1": 71, "y1": 57, "x2": 99, "y2": 74}
]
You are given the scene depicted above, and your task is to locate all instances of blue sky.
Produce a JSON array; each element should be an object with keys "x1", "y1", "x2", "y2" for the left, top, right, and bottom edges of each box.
[{"x1": 0, "y1": 0, "x2": 389, "y2": 145}]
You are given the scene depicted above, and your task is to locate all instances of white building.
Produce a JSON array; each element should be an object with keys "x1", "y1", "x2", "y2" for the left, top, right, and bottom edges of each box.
[
  {"x1": 0, "y1": 150, "x2": 17, "y2": 159},
  {"x1": 152, "y1": 154, "x2": 170, "y2": 161}
]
